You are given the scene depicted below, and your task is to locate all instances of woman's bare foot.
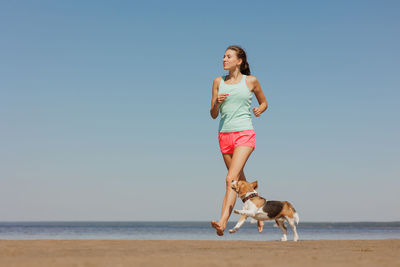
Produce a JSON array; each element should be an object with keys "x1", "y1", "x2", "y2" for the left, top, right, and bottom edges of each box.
[
  {"x1": 211, "y1": 220, "x2": 225, "y2": 236},
  {"x1": 257, "y1": 220, "x2": 264, "y2": 232}
]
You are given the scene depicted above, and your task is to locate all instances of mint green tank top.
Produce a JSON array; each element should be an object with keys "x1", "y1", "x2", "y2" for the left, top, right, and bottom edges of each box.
[{"x1": 218, "y1": 74, "x2": 254, "y2": 132}]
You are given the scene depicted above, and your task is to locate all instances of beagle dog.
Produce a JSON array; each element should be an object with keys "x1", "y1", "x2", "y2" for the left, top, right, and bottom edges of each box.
[{"x1": 230, "y1": 180, "x2": 299, "y2": 242}]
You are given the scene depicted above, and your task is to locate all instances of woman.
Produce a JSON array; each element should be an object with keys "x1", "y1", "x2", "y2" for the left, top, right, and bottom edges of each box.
[{"x1": 210, "y1": 45, "x2": 268, "y2": 236}]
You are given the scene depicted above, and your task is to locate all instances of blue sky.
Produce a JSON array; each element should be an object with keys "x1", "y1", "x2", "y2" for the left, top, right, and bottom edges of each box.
[{"x1": 1, "y1": 0, "x2": 399, "y2": 222}]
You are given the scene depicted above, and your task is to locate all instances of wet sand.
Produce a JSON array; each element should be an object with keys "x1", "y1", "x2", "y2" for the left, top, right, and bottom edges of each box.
[{"x1": 0, "y1": 240, "x2": 399, "y2": 266}]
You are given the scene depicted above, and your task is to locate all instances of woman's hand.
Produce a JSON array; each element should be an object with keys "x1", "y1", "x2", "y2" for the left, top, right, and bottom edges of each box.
[
  {"x1": 217, "y1": 93, "x2": 229, "y2": 104},
  {"x1": 253, "y1": 107, "x2": 262, "y2": 117}
]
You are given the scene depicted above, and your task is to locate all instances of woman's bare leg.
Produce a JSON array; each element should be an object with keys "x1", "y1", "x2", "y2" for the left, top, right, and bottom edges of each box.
[
  {"x1": 219, "y1": 153, "x2": 264, "y2": 233},
  {"x1": 211, "y1": 146, "x2": 257, "y2": 235}
]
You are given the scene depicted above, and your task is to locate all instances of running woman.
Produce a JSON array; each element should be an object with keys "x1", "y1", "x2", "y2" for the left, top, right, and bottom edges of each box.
[{"x1": 210, "y1": 45, "x2": 268, "y2": 236}]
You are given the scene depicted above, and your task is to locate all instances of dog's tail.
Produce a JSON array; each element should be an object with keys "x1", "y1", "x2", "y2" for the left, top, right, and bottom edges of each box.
[{"x1": 287, "y1": 202, "x2": 299, "y2": 225}]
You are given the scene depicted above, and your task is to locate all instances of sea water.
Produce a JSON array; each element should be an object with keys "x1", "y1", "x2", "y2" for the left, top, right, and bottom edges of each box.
[{"x1": 0, "y1": 221, "x2": 399, "y2": 241}]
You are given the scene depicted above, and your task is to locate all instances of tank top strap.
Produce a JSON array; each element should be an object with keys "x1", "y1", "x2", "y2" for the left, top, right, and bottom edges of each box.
[
  {"x1": 221, "y1": 75, "x2": 226, "y2": 84},
  {"x1": 241, "y1": 74, "x2": 246, "y2": 84}
]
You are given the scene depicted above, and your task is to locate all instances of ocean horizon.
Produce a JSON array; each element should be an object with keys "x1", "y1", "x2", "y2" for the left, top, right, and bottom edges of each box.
[{"x1": 1, "y1": 221, "x2": 399, "y2": 241}]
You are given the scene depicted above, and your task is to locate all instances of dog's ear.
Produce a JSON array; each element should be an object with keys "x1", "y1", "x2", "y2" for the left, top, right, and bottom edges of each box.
[{"x1": 250, "y1": 180, "x2": 258, "y2": 190}]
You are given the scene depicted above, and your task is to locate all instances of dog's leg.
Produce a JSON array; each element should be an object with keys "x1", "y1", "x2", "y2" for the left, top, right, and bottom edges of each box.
[
  {"x1": 286, "y1": 216, "x2": 299, "y2": 242},
  {"x1": 275, "y1": 219, "x2": 287, "y2": 242},
  {"x1": 229, "y1": 215, "x2": 247, "y2": 234},
  {"x1": 234, "y1": 209, "x2": 256, "y2": 217}
]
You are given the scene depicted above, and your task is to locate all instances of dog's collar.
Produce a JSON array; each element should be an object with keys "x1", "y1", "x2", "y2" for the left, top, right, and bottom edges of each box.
[{"x1": 241, "y1": 192, "x2": 259, "y2": 203}]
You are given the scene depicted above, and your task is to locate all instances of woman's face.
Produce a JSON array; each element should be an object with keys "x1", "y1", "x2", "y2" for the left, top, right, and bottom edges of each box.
[{"x1": 223, "y1": 49, "x2": 242, "y2": 71}]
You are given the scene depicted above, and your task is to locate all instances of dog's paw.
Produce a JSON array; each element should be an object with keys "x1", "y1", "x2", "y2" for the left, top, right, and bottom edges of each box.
[
  {"x1": 233, "y1": 209, "x2": 240, "y2": 214},
  {"x1": 228, "y1": 229, "x2": 236, "y2": 234},
  {"x1": 280, "y1": 236, "x2": 287, "y2": 242}
]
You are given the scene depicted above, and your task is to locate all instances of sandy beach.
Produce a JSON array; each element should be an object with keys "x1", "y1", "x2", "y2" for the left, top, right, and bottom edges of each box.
[{"x1": 0, "y1": 239, "x2": 399, "y2": 267}]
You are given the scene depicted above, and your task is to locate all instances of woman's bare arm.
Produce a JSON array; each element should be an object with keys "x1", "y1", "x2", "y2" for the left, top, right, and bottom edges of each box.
[
  {"x1": 210, "y1": 77, "x2": 223, "y2": 119},
  {"x1": 247, "y1": 76, "x2": 267, "y2": 117}
]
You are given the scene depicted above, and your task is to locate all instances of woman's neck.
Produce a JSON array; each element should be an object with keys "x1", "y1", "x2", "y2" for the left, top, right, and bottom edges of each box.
[{"x1": 228, "y1": 68, "x2": 242, "y2": 80}]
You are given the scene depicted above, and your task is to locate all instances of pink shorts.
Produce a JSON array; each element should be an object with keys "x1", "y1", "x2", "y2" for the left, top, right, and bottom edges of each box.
[{"x1": 218, "y1": 129, "x2": 256, "y2": 154}]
